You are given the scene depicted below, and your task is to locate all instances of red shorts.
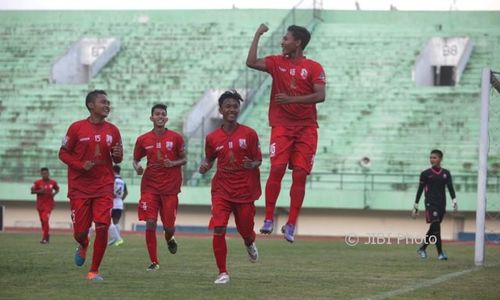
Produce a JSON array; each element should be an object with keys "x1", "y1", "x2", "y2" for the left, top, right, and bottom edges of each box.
[
  {"x1": 70, "y1": 196, "x2": 113, "y2": 234},
  {"x1": 138, "y1": 193, "x2": 178, "y2": 228},
  {"x1": 269, "y1": 126, "x2": 317, "y2": 174},
  {"x1": 209, "y1": 198, "x2": 255, "y2": 236}
]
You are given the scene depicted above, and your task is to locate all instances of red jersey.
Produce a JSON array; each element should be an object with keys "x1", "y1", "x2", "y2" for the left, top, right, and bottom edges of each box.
[
  {"x1": 59, "y1": 119, "x2": 123, "y2": 199},
  {"x1": 32, "y1": 179, "x2": 59, "y2": 210},
  {"x1": 264, "y1": 55, "x2": 326, "y2": 127},
  {"x1": 205, "y1": 124, "x2": 262, "y2": 203},
  {"x1": 134, "y1": 129, "x2": 185, "y2": 195}
]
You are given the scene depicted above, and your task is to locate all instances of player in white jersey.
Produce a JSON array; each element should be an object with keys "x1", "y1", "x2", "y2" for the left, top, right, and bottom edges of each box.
[{"x1": 109, "y1": 165, "x2": 128, "y2": 246}]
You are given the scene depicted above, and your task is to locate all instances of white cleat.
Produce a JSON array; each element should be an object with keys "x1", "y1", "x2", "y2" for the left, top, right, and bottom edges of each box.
[
  {"x1": 214, "y1": 272, "x2": 230, "y2": 284},
  {"x1": 246, "y1": 242, "x2": 259, "y2": 263}
]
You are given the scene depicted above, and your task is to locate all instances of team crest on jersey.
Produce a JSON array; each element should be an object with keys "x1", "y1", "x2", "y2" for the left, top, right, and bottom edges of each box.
[
  {"x1": 106, "y1": 134, "x2": 113, "y2": 146},
  {"x1": 94, "y1": 135, "x2": 101, "y2": 142},
  {"x1": 239, "y1": 138, "x2": 247, "y2": 149},
  {"x1": 300, "y1": 68, "x2": 308, "y2": 79},
  {"x1": 319, "y1": 72, "x2": 326, "y2": 82},
  {"x1": 166, "y1": 141, "x2": 173, "y2": 151},
  {"x1": 289, "y1": 68, "x2": 296, "y2": 76},
  {"x1": 443, "y1": 174, "x2": 447, "y2": 179}
]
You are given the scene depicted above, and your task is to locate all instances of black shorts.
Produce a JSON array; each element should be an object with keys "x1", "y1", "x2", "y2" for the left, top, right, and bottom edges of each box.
[
  {"x1": 111, "y1": 209, "x2": 122, "y2": 220},
  {"x1": 425, "y1": 208, "x2": 444, "y2": 224}
]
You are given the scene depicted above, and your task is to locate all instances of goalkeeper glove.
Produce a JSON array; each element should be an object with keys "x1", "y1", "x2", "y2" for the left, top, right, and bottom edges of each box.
[
  {"x1": 411, "y1": 203, "x2": 419, "y2": 219},
  {"x1": 452, "y1": 198, "x2": 458, "y2": 212}
]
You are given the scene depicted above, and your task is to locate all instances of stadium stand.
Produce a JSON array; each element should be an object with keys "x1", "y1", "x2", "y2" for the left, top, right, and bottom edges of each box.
[{"x1": 0, "y1": 10, "x2": 499, "y2": 210}]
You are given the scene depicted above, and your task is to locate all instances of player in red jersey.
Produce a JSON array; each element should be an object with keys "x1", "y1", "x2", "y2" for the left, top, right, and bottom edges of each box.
[
  {"x1": 133, "y1": 103, "x2": 187, "y2": 271},
  {"x1": 246, "y1": 24, "x2": 326, "y2": 242},
  {"x1": 31, "y1": 167, "x2": 59, "y2": 244},
  {"x1": 199, "y1": 90, "x2": 262, "y2": 284},
  {"x1": 59, "y1": 90, "x2": 123, "y2": 282}
]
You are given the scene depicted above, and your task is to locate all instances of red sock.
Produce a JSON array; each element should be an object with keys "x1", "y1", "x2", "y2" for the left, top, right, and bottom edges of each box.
[
  {"x1": 287, "y1": 168, "x2": 307, "y2": 225},
  {"x1": 146, "y1": 228, "x2": 158, "y2": 264},
  {"x1": 243, "y1": 231, "x2": 256, "y2": 247},
  {"x1": 265, "y1": 165, "x2": 286, "y2": 220},
  {"x1": 41, "y1": 215, "x2": 49, "y2": 240},
  {"x1": 164, "y1": 227, "x2": 174, "y2": 242},
  {"x1": 74, "y1": 232, "x2": 89, "y2": 250},
  {"x1": 90, "y1": 223, "x2": 109, "y2": 273},
  {"x1": 213, "y1": 234, "x2": 227, "y2": 273}
]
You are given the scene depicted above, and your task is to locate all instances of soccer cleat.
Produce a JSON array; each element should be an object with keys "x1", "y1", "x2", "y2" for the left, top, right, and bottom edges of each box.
[
  {"x1": 438, "y1": 252, "x2": 448, "y2": 261},
  {"x1": 417, "y1": 248, "x2": 428, "y2": 259},
  {"x1": 214, "y1": 272, "x2": 230, "y2": 284},
  {"x1": 74, "y1": 245, "x2": 87, "y2": 267},
  {"x1": 281, "y1": 223, "x2": 295, "y2": 243},
  {"x1": 147, "y1": 263, "x2": 160, "y2": 271},
  {"x1": 87, "y1": 272, "x2": 104, "y2": 282},
  {"x1": 167, "y1": 237, "x2": 177, "y2": 254},
  {"x1": 108, "y1": 239, "x2": 116, "y2": 246},
  {"x1": 114, "y1": 239, "x2": 124, "y2": 246},
  {"x1": 260, "y1": 220, "x2": 273, "y2": 234},
  {"x1": 40, "y1": 239, "x2": 49, "y2": 244},
  {"x1": 246, "y1": 242, "x2": 259, "y2": 263}
]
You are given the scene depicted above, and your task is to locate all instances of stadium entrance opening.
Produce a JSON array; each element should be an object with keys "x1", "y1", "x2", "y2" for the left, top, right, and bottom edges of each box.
[{"x1": 433, "y1": 65, "x2": 455, "y2": 86}]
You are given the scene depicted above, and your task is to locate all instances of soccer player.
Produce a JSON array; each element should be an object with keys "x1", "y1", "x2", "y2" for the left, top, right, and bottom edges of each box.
[
  {"x1": 412, "y1": 149, "x2": 458, "y2": 260},
  {"x1": 246, "y1": 24, "x2": 326, "y2": 242},
  {"x1": 133, "y1": 103, "x2": 186, "y2": 271},
  {"x1": 108, "y1": 164, "x2": 127, "y2": 246},
  {"x1": 59, "y1": 90, "x2": 123, "y2": 282},
  {"x1": 31, "y1": 167, "x2": 59, "y2": 244},
  {"x1": 199, "y1": 90, "x2": 262, "y2": 284}
]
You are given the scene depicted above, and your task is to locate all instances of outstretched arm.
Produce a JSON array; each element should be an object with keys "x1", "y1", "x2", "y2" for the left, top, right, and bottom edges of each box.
[{"x1": 246, "y1": 23, "x2": 269, "y2": 72}]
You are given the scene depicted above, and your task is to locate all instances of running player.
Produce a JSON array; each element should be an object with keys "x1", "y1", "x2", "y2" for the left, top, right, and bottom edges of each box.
[
  {"x1": 199, "y1": 90, "x2": 261, "y2": 284},
  {"x1": 59, "y1": 90, "x2": 123, "y2": 281},
  {"x1": 31, "y1": 167, "x2": 59, "y2": 244},
  {"x1": 133, "y1": 103, "x2": 186, "y2": 271},
  {"x1": 246, "y1": 24, "x2": 326, "y2": 242}
]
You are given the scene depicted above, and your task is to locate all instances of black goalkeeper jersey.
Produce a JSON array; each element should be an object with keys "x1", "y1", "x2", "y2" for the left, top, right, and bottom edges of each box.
[{"x1": 415, "y1": 167, "x2": 456, "y2": 212}]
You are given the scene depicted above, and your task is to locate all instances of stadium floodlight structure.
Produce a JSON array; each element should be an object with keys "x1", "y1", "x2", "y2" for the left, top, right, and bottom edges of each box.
[{"x1": 475, "y1": 68, "x2": 500, "y2": 266}]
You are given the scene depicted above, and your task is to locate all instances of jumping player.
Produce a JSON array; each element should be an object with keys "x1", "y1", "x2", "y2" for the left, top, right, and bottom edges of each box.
[
  {"x1": 59, "y1": 90, "x2": 123, "y2": 281},
  {"x1": 412, "y1": 149, "x2": 458, "y2": 260},
  {"x1": 246, "y1": 24, "x2": 326, "y2": 242},
  {"x1": 199, "y1": 90, "x2": 262, "y2": 284},
  {"x1": 31, "y1": 167, "x2": 59, "y2": 244},
  {"x1": 108, "y1": 164, "x2": 127, "y2": 246},
  {"x1": 133, "y1": 103, "x2": 186, "y2": 271}
]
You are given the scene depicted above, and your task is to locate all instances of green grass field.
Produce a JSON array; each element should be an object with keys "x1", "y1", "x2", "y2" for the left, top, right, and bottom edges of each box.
[{"x1": 0, "y1": 232, "x2": 499, "y2": 300}]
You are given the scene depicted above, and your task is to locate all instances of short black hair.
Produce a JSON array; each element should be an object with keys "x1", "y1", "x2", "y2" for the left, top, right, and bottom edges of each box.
[
  {"x1": 430, "y1": 149, "x2": 443, "y2": 159},
  {"x1": 218, "y1": 89, "x2": 244, "y2": 107},
  {"x1": 113, "y1": 165, "x2": 121, "y2": 174},
  {"x1": 85, "y1": 90, "x2": 107, "y2": 110},
  {"x1": 151, "y1": 103, "x2": 167, "y2": 116},
  {"x1": 287, "y1": 25, "x2": 311, "y2": 50},
  {"x1": 40, "y1": 167, "x2": 49, "y2": 172}
]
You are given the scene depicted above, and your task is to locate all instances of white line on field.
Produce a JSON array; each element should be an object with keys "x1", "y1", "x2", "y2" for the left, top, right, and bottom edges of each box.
[{"x1": 357, "y1": 261, "x2": 500, "y2": 300}]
